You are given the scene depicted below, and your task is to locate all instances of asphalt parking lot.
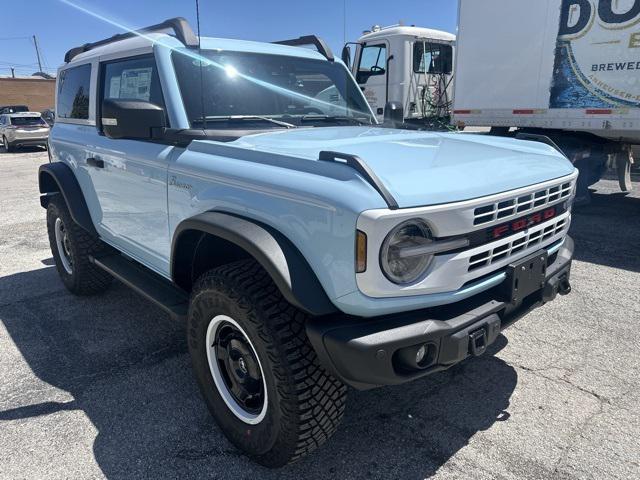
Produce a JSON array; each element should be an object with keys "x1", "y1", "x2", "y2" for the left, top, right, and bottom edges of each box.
[{"x1": 1, "y1": 149, "x2": 639, "y2": 480}]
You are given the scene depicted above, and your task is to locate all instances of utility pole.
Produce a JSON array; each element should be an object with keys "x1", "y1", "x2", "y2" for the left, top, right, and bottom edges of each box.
[{"x1": 32, "y1": 35, "x2": 43, "y2": 72}]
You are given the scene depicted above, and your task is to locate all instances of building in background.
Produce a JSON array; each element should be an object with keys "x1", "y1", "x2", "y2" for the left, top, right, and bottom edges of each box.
[{"x1": 0, "y1": 74, "x2": 55, "y2": 112}]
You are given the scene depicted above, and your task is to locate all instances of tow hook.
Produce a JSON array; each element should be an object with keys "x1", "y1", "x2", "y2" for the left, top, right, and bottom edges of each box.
[
  {"x1": 559, "y1": 277, "x2": 572, "y2": 296},
  {"x1": 469, "y1": 328, "x2": 488, "y2": 357}
]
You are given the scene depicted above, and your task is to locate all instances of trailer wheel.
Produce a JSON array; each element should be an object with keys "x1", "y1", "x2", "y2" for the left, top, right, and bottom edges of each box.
[{"x1": 616, "y1": 151, "x2": 633, "y2": 192}]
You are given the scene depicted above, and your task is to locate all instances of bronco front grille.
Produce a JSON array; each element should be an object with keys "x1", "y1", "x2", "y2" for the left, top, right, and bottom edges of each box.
[
  {"x1": 468, "y1": 216, "x2": 569, "y2": 271},
  {"x1": 473, "y1": 180, "x2": 574, "y2": 226}
]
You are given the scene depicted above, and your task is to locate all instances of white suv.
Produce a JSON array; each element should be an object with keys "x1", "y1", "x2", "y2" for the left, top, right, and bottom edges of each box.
[{"x1": 0, "y1": 112, "x2": 50, "y2": 152}]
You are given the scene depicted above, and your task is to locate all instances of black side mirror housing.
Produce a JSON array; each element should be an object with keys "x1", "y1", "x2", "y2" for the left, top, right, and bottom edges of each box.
[
  {"x1": 341, "y1": 45, "x2": 351, "y2": 68},
  {"x1": 383, "y1": 101, "x2": 404, "y2": 127},
  {"x1": 101, "y1": 99, "x2": 166, "y2": 140}
]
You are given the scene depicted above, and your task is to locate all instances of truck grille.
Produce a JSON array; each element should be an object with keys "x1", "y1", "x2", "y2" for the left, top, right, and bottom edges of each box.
[
  {"x1": 468, "y1": 216, "x2": 568, "y2": 271},
  {"x1": 473, "y1": 180, "x2": 573, "y2": 226}
]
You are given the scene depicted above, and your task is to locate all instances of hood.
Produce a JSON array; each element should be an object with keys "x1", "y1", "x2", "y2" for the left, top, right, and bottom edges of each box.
[{"x1": 228, "y1": 127, "x2": 576, "y2": 208}]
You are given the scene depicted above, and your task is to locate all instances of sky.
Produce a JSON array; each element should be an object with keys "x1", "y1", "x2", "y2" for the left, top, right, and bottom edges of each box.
[{"x1": 0, "y1": 0, "x2": 458, "y2": 77}]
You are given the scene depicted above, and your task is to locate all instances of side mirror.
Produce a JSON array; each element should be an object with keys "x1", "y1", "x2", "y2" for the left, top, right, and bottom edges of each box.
[
  {"x1": 101, "y1": 99, "x2": 166, "y2": 140},
  {"x1": 383, "y1": 101, "x2": 404, "y2": 127},
  {"x1": 341, "y1": 45, "x2": 351, "y2": 68}
]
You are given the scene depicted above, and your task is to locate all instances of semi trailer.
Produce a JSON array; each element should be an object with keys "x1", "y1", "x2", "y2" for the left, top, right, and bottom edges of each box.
[{"x1": 453, "y1": 0, "x2": 639, "y2": 202}]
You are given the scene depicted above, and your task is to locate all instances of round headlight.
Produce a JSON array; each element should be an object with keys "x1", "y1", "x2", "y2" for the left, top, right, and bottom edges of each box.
[{"x1": 380, "y1": 219, "x2": 434, "y2": 285}]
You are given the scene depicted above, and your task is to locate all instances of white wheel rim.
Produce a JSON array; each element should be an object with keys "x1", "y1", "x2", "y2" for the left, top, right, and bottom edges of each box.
[
  {"x1": 206, "y1": 315, "x2": 268, "y2": 425},
  {"x1": 54, "y1": 217, "x2": 73, "y2": 275}
]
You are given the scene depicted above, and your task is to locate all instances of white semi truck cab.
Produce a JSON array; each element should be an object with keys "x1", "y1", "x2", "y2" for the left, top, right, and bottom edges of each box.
[{"x1": 343, "y1": 25, "x2": 455, "y2": 126}]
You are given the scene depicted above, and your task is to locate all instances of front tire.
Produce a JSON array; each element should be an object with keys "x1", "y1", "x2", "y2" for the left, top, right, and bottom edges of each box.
[
  {"x1": 188, "y1": 260, "x2": 347, "y2": 467},
  {"x1": 46, "y1": 195, "x2": 113, "y2": 295}
]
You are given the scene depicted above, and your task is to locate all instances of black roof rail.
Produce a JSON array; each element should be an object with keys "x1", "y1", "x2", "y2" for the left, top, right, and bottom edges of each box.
[
  {"x1": 319, "y1": 151, "x2": 399, "y2": 210},
  {"x1": 64, "y1": 17, "x2": 199, "y2": 63},
  {"x1": 273, "y1": 35, "x2": 335, "y2": 62}
]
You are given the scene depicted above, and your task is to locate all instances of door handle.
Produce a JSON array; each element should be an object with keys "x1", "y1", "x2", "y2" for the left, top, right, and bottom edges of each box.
[{"x1": 86, "y1": 157, "x2": 104, "y2": 169}]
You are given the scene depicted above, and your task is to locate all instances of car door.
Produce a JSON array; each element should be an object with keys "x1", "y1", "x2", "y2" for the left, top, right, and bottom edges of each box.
[
  {"x1": 355, "y1": 43, "x2": 389, "y2": 119},
  {"x1": 87, "y1": 54, "x2": 176, "y2": 275}
]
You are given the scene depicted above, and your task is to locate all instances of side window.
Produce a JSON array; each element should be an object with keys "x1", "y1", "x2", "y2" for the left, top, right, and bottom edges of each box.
[
  {"x1": 356, "y1": 44, "x2": 387, "y2": 84},
  {"x1": 413, "y1": 43, "x2": 453, "y2": 75},
  {"x1": 101, "y1": 56, "x2": 165, "y2": 107},
  {"x1": 57, "y1": 64, "x2": 92, "y2": 120}
]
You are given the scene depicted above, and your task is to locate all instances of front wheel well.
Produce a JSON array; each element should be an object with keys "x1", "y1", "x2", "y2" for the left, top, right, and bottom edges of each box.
[
  {"x1": 170, "y1": 212, "x2": 338, "y2": 317},
  {"x1": 39, "y1": 170, "x2": 60, "y2": 195},
  {"x1": 173, "y1": 230, "x2": 252, "y2": 292}
]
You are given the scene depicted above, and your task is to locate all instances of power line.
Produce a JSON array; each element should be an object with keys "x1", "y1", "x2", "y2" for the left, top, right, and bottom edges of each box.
[
  {"x1": 0, "y1": 36, "x2": 31, "y2": 41},
  {"x1": 0, "y1": 35, "x2": 54, "y2": 74},
  {"x1": 0, "y1": 66, "x2": 56, "y2": 71},
  {"x1": 0, "y1": 66, "x2": 43, "y2": 70},
  {"x1": 0, "y1": 64, "x2": 55, "y2": 73},
  {"x1": 0, "y1": 66, "x2": 57, "y2": 74},
  {"x1": 40, "y1": 49, "x2": 51, "y2": 70},
  {"x1": 0, "y1": 61, "x2": 41, "y2": 67}
]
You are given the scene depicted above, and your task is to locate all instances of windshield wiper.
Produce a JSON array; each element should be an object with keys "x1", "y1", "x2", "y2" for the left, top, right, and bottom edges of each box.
[
  {"x1": 300, "y1": 115, "x2": 372, "y2": 126},
  {"x1": 194, "y1": 115, "x2": 297, "y2": 129}
]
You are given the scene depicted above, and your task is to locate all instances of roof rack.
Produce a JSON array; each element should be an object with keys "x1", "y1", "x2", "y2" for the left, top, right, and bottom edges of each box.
[
  {"x1": 273, "y1": 35, "x2": 334, "y2": 62},
  {"x1": 64, "y1": 17, "x2": 199, "y2": 63}
]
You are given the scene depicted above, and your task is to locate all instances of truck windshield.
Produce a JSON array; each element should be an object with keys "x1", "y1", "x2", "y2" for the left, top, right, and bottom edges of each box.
[{"x1": 172, "y1": 50, "x2": 375, "y2": 129}]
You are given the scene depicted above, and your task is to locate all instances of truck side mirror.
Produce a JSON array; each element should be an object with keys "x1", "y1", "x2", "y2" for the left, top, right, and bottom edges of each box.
[
  {"x1": 101, "y1": 99, "x2": 166, "y2": 140},
  {"x1": 383, "y1": 101, "x2": 404, "y2": 127},
  {"x1": 341, "y1": 45, "x2": 351, "y2": 68}
]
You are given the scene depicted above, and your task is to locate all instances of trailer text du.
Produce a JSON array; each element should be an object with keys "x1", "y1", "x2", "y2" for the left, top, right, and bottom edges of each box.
[{"x1": 562, "y1": 0, "x2": 640, "y2": 52}]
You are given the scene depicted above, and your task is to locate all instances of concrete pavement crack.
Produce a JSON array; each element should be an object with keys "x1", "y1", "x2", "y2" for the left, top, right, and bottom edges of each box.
[
  {"x1": 64, "y1": 343, "x2": 187, "y2": 389},
  {"x1": 510, "y1": 362, "x2": 611, "y2": 404},
  {"x1": 550, "y1": 400, "x2": 607, "y2": 477}
]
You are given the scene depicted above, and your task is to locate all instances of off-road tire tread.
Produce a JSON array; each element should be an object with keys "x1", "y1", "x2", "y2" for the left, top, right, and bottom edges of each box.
[
  {"x1": 190, "y1": 259, "x2": 347, "y2": 467},
  {"x1": 47, "y1": 195, "x2": 113, "y2": 295}
]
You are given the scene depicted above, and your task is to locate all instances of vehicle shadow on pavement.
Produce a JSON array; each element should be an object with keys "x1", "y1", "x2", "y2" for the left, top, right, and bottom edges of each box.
[
  {"x1": 570, "y1": 188, "x2": 640, "y2": 273},
  {"x1": 0, "y1": 266, "x2": 517, "y2": 480},
  {"x1": 1, "y1": 146, "x2": 47, "y2": 155}
]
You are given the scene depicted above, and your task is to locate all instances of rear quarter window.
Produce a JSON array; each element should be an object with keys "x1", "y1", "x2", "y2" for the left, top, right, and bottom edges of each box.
[{"x1": 57, "y1": 64, "x2": 92, "y2": 120}]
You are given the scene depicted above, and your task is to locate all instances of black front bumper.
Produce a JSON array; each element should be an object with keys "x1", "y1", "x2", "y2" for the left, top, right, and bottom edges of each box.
[{"x1": 307, "y1": 236, "x2": 574, "y2": 390}]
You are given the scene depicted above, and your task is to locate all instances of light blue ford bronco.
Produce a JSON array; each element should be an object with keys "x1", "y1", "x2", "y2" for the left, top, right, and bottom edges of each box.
[{"x1": 39, "y1": 18, "x2": 576, "y2": 466}]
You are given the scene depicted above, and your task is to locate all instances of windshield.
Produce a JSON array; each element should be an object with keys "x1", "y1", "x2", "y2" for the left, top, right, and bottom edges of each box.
[
  {"x1": 10, "y1": 116, "x2": 47, "y2": 126},
  {"x1": 172, "y1": 50, "x2": 375, "y2": 128}
]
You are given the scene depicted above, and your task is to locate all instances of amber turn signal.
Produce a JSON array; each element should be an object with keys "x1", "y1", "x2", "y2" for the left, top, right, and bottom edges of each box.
[{"x1": 356, "y1": 230, "x2": 367, "y2": 273}]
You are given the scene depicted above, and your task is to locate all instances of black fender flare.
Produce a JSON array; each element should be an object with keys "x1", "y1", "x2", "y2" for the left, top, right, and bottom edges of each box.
[
  {"x1": 171, "y1": 212, "x2": 338, "y2": 317},
  {"x1": 38, "y1": 162, "x2": 97, "y2": 236}
]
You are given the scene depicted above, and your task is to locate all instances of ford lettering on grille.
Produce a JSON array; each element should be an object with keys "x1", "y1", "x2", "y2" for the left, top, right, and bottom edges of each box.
[{"x1": 491, "y1": 207, "x2": 557, "y2": 240}]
